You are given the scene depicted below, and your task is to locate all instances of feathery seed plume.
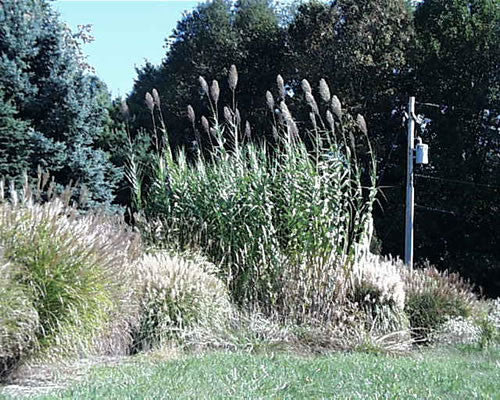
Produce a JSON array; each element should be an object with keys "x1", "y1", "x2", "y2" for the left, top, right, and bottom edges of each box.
[
  {"x1": 224, "y1": 106, "x2": 232, "y2": 123},
  {"x1": 305, "y1": 92, "x2": 319, "y2": 115},
  {"x1": 152, "y1": 88, "x2": 161, "y2": 108},
  {"x1": 201, "y1": 116, "x2": 210, "y2": 134},
  {"x1": 301, "y1": 79, "x2": 312, "y2": 94},
  {"x1": 279, "y1": 101, "x2": 292, "y2": 122},
  {"x1": 187, "y1": 105, "x2": 196, "y2": 124},
  {"x1": 211, "y1": 80, "x2": 220, "y2": 104},
  {"x1": 266, "y1": 90, "x2": 274, "y2": 111},
  {"x1": 319, "y1": 79, "x2": 331, "y2": 102},
  {"x1": 245, "y1": 121, "x2": 251, "y2": 138},
  {"x1": 326, "y1": 110, "x2": 335, "y2": 131},
  {"x1": 199, "y1": 76, "x2": 209, "y2": 95},
  {"x1": 228, "y1": 64, "x2": 238, "y2": 91},
  {"x1": 331, "y1": 95, "x2": 342, "y2": 119},
  {"x1": 235, "y1": 108, "x2": 241, "y2": 125},
  {"x1": 277, "y1": 74, "x2": 285, "y2": 98},
  {"x1": 309, "y1": 112, "x2": 317, "y2": 130},
  {"x1": 145, "y1": 92, "x2": 154, "y2": 112},
  {"x1": 356, "y1": 114, "x2": 368, "y2": 135}
]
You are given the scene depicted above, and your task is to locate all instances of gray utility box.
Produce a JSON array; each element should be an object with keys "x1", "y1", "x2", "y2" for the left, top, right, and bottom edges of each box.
[{"x1": 415, "y1": 138, "x2": 429, "y2": 164}]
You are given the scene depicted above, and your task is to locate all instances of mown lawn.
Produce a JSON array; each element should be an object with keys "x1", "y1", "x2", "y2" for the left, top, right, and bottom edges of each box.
[{"x1": 4, "y1": 346, "x2": 499, "y2": 399}]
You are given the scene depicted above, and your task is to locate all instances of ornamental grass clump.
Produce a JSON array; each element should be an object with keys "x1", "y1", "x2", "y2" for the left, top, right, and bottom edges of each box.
[
  {"x1": 401, "y1": 264, "x2": 479, "y2": 342},
  {"x1": 132, "y1": 252, "x2": 232, "y2": 351},
  {"x1": 0, "y1": 255, "x2": 39, "y2": 379},
  {"x1": 346, "y1": 254, "x2": 408, "y2": 334},
  {"x1": 130, "y1": 68, "x2": 377, "y2": 322},
  {"x1": 0, "y1": 176, "x2": 141, "y2": 376}
]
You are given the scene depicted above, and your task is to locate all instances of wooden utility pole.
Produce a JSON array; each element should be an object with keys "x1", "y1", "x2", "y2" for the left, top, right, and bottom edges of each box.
[{"x1": 405, "y1": 97, "x2": 416, "y2": 267}]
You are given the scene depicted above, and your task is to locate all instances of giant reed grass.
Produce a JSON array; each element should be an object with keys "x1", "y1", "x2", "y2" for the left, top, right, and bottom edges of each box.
[{"x1": 129, "y1": 69, "x2": 378, "y2": 324}]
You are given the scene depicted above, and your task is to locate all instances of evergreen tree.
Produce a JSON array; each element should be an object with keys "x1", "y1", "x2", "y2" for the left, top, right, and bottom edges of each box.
[
  {"x1": 0, "y1": 90, "x2": 32, "y2": 180},
  {"x1": 0, "y1": 0, "x2": 123, "y2": 208}
]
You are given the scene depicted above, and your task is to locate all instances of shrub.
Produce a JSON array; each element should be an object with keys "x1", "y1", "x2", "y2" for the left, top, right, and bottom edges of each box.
[
  {"x1": 402, "y1": 265, "x2": 478, "y2": 341},
  {"x1": 132, "y1": 252, "x2": 232, "y2": 351},
  {"x1": 0, "y1": 178, "x2": 141, "y2": 374}
]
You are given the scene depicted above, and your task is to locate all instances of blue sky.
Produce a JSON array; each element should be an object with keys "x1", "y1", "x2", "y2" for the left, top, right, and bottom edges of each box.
[{"x1": 54, "y1": 1, "x2": 200, "y2": 97}]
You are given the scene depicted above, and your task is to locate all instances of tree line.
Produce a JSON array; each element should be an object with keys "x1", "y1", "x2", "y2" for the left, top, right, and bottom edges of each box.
[{"x1": 0, "y1": 0, "x2": 498, "y2": 296}]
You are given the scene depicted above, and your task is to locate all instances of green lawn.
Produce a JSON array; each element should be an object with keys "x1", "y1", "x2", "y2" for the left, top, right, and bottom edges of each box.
[{"x1": 4, "y1": 347, "x2": 499, "y2": 399}]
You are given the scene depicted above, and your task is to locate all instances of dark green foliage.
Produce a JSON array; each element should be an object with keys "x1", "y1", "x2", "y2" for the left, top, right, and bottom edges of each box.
[
  {"x1": 127, "y1": 0, "x2": 287, "y2": 149},
  {"x1": 0, "y1": 0, "x2": 123, "y2": 209},
  {"x1": 287, "y1": 0, "x2": 413, "y2": 107},
  {"x1": 379, "y1": 0, "x2": 500, "y2": 297},
  {"x1": 0, "y1": 90, "x2": 32, "y2": 181}
]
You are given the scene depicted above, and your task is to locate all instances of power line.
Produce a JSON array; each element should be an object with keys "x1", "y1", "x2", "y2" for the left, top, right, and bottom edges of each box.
[
  {"x1": 416, "y1": 101, "x2": 494, "y2": 115},
  {"x1": 415, "y1": 204, "x2": 457, "y2": 216},
  {"x1": 415, "y1": 174, "x2": 500, "y2": 191}
]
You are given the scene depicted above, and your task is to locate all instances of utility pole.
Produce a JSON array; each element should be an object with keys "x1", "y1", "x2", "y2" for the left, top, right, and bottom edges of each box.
[{"x1": 405, "y1": 97, "x2": 416, "y2": 267}]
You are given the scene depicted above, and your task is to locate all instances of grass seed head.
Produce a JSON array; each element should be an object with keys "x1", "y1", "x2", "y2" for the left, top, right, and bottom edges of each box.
[
  {"x1": 199, "y1": 76, "x2": 209, "y2": 96},
  {"x1": 245, "y1": 121, "x2": 251, "y2": 138},
  {"x1": 228, "y1": 64, "x2": 238, "y2": 91},
  {"x1": 277, "y1": 74, "x2": 285, "y2": 98},
  {"x1": 187, "y1": 105, "x2": 196, "y2": 124},
  {"x1": 305, "y1": 92, "x2": 319, "y2": 116},
  {"x1": 331, "y1": 95, "x2": 342, "y2": 119},
  {"x1": 326, "y1": 110, "x2": 335, "y2": 131},
  {"x1": 356, "y1": 114, "x2": 368, "y2": 135},
  {"x1": 266, "y1": 91, "x2": 274, "y2": 112},
  {"x1": 152, "y1": 88, "x2": 161, "y2": 108},
  {"x1": 309, "y1": 112, "x2": 317, "y2": 130},
  {"x1": 301, "y1": 79, "x2": 312, "y2": 95},
  {"x1": 201, "y1": 116, "x2": 210, "y2": 134},
  {"x1": 224, "y1": 106, "x2": 232, "y2": 123},
  {"x1": 211, "y1": 80, "x2": 220, "y2": 105},
  {"x1": 145, "y1": 92, "x2": 154, "y2": 112},
  {"x1": 279, "y1": 101, "x2": 293, "y2": 122},
  {"x1": 319, "y1": 78, "x2": 331, "y2": 102},
  {"x1": 235, "y1": 108, "x2": 241, "y2": 125}
]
